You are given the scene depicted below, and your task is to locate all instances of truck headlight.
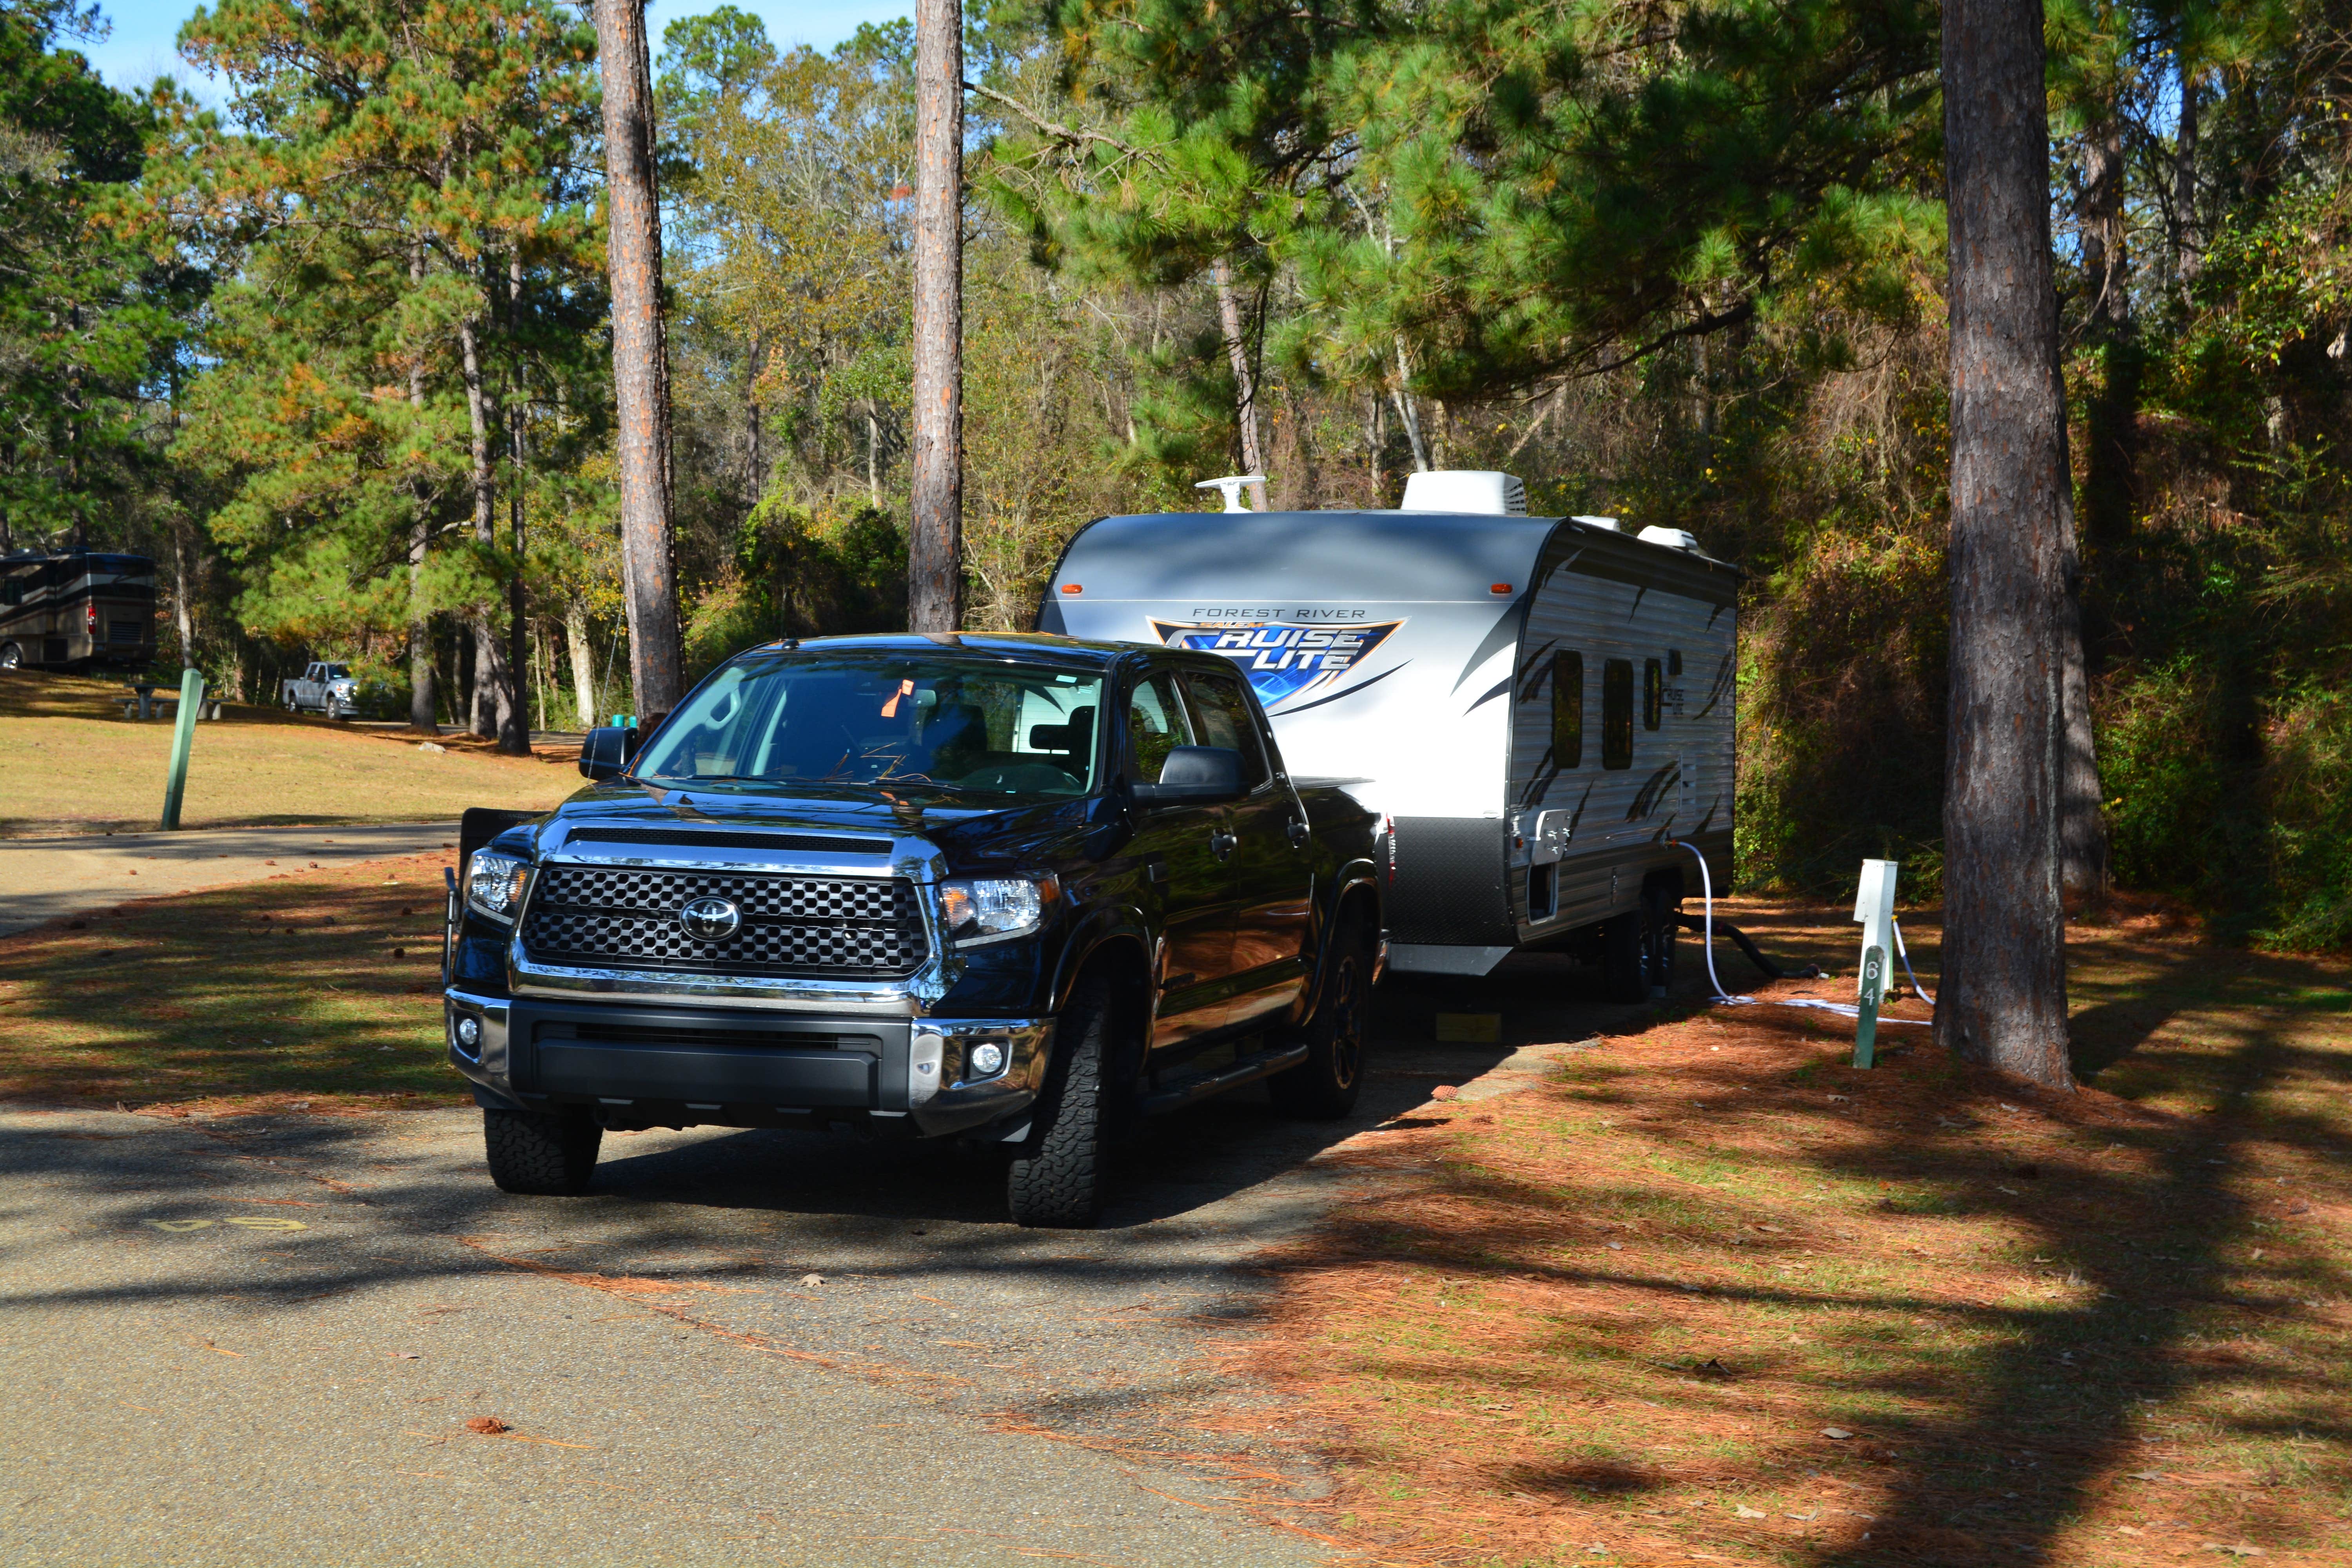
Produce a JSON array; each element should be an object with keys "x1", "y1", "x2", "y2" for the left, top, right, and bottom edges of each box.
[
  {"x1": 466, "y1": 851, "x2": 530, "y2": 921},
  {"x1": 938, "y1": 874, "x2": 1059, "y2": 946}
]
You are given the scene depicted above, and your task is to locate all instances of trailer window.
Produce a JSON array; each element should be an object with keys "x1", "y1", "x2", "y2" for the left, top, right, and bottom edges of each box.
[
  {"x1": 0, "y1": 575, "x2": 19, "y2": 607},
  {"x1": 1602, "y1": 659, "x2": 1635, "y2": 769},
  {"x1": 1181, "y1": 672, "x2": 1272, "y2": 790},
  {"x1": 1643, "y1": 658, "x2": 1664, "y2": 730},
  {"x1": 1550, "y1": 651, "x2": 1583, "y2": 769}
]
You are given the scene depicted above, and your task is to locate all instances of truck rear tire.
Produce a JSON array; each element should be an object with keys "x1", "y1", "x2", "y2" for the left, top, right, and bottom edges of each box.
[
  {"x1": 482, "y1": 1107, "x2": 601, "y2": 1195},
  {"x1": 1269, "y1": 902, "x2": 1372, "y2": 1119},
  {"x1": 1007, "y1": 973, "x2": 1118, "y2": 1229}
]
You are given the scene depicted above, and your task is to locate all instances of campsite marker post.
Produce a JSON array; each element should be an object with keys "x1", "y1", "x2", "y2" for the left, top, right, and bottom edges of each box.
[
  {"x1": 1853, "y1": 946, "x2": 1886, "y2": 1068},
  {"x1": 159, "y1": 667, "x2": 205, "y2": 830}
]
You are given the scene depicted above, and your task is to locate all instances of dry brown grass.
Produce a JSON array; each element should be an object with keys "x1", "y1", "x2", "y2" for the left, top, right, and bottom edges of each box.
[
  {"x1": 0, "y1": 847, "x2": 467, "y2": 1108},
  {"x1": 1245, "y1": 900, "x2": 2352, "y2": 1566},
  {"x1": 0, "y1": 668, "x2": 580, "y2": 835}
]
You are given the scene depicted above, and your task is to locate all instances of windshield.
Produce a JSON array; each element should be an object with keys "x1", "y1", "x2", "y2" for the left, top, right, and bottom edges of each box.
[{"x1": 635, "y1": 654, "x2": 1104, "y2": 799}]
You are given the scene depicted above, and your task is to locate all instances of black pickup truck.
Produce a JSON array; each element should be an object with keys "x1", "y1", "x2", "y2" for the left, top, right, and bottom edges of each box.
[{"x1": 441, "y1": 632, "x2": 1385, "y2": 1227}]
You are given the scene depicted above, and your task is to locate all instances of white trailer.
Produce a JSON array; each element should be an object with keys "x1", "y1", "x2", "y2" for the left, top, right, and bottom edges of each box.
[{"x1": 1038, "y1": 471, "x2": 1740, "y2": 997}]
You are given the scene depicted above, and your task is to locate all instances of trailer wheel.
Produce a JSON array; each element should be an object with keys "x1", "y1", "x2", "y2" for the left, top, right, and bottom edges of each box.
[
  {"x1": 1643, "y1": 883, "x2": 1681, "y2": 998},
  {"x1": 482, "y1": 1107, "x2": 601, "y2": 1195},
  {"x1": 1600, "y1": 909, "x2": 1648, "y2": 1002},
  {"x1": 1269, "y1": 901, "x2": 1372, "y2": 1119},
  {"x1": 1006, "y1": 972, "x2": 1120, "y2": 1228}
]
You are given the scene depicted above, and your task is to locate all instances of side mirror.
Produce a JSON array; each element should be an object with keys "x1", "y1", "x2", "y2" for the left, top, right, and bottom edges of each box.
[
  {"x1": 578, "y1": 725, "x2": 637, "y2": 780},
  {"x1": 1131, "y1": 746, "x2": 1244, "y2": 804}
]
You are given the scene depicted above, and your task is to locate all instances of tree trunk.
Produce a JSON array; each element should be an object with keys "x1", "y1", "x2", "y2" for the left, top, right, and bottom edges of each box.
[
  {"x1": 1391, "y1": 342, "x2": 1430, "y2": 472},
  {"x1": 500, "y1": 254, "x2": 531, "y2": 754},
  {"x1": 595, "y1": 0, "x2": 685, "y2": 714},
  {"x1": 908, "y1": 0, "x2": 964, "y2": 632},
  {"x1": 2080, "y1": 111, "x2": 2138, "y2": 555},
  {"x1": 456, "y1": 313, "x2": 514, "y2": 741},
  {"x1": 171, "y1": 527, "x2": 195, "y2": 667},
  {"x1": 745, "y1": 330, "x2": 764, "y2": 508},
  {"x1": 406, "y1": 240, "x2": 436, "y2": 734},
  {"x1": 1212, "y1": 256, "x2": 1268, "y2": 509},
  {"x1": 566, "y1": 602, "x2": 597, "y2": 729},
  {"x1": 1937, "y1": 0, "x2": 2073, "y2": 1088},
  {"x1": 2172, "y1": 64, "x2": 2203, "y2": 286}
]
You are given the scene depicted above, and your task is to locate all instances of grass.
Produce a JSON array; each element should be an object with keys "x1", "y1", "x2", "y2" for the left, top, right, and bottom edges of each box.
[
  {"x1": 0, "y1": 848, "x2": 466, "y2": 1108},
  {"x1": 0, "y1": 668, "x2": 582, "y2": 836},
  {"x1": 1249, "y1": 898, "x2": 2352, "y2": 1566}
]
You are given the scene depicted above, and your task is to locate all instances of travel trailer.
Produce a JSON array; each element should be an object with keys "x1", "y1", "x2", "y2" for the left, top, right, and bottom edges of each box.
[
  {"x1": 0, "y1": 551, "x2": 157, "y2": 671},
  {"x1": 1037, "y1": 471, "x2": 1740, "y2": 998}
]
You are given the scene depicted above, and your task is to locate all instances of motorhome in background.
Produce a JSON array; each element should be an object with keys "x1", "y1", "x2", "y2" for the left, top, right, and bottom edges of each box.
[
  {"x1": 1038, "y1": 472, "x2": 1739, "y2": 998},
  {"x1": 0, "y1": 552, "x2": 158, "y2": 671}
]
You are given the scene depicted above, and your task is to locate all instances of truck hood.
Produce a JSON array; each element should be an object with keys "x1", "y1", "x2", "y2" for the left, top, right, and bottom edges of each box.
[{"x1": 535, "y1": 782, "x2": 1111, "y2": 872}]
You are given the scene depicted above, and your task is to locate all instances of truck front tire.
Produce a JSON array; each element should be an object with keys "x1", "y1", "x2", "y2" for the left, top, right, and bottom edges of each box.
[
  {"x1": 1269, "y1": 902, "x2": 1372, "y2": 1119},
  {"x1": 1006, "y1": 973, "x2": 1120, "y2": 1229},
  {"x1": 482, "y1": 1107, "x2": 601, "y2": 1195}
]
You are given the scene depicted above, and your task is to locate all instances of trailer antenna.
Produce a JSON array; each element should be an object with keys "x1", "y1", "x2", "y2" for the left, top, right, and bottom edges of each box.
[{"x1": 1194, "y1": 475, "x2": 1267, "y2": 514}]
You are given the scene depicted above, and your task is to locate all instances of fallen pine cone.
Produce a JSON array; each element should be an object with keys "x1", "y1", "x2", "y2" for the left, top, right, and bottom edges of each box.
[
  {"x1": 465, "y1": 1417, "x2": 510, "y2": 1435},
  {"x1": 1430, "y1": 1085, "x2": 1460, "y2": 1102}
]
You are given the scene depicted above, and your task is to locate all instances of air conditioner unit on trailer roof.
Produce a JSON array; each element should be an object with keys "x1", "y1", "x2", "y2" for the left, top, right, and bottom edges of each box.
[{"x1": 1399, "y1": 470, "x2": 1527, "y2": 516}]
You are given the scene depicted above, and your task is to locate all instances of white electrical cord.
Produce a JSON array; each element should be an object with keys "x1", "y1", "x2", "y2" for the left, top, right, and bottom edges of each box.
[
  {"x1": 1892, "y1": 916, "x2": 1935, "y2": 1006},
  {"x1": 1669, "y1": 840, "x2": 1933, "y2": 1025}
]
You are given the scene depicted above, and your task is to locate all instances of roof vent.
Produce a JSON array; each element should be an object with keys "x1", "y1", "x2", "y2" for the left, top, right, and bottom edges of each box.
[
  {"x1": 1400, "y1": 470, "x2": 1527, "y2": 515},
  {"x1": 1572, "y1": 514, "x2": 1621, "y2": 532},
  {"x1": 1636, "y1": 525, "x2": 1702, "y2": 552}
]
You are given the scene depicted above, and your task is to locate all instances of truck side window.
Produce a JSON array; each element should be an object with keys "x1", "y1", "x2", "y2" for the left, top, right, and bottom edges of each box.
[
  {"x1": 1643, "y1": 658, "x2": 1664, "y2": 730},
  {"x1": 1181, "y1": 672, "x2": 1272, "y2": 790},
  {"x1": 1123, "y1": 672, "x2": 1192, "y2": 784},
  {"x1": 1550, "y1": 651, "x2": 1583, "y2": 769},
  {"x1": 1602, "y1": 658, "x2": 1635, "y2": 769}
]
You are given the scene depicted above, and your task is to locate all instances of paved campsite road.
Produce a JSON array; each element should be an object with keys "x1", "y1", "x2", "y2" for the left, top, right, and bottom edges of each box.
[
  {"x1": 0, "y1": 1005, "x2": 1596, "y2": 1567},
  {"x1": 0, "y1": 822, "x2": 459, "y2": 936}
]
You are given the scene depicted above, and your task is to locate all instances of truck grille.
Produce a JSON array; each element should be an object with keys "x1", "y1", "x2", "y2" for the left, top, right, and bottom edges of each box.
[{"x1": 521, "y1": 864, "x2": 929, "y2": 977}]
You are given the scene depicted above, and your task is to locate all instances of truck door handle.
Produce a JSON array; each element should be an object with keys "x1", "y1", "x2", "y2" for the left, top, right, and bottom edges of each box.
[
  {"x1": 1286, "y1": 817, "x2": 1308, "y2": 849},
  {"x1": 1208, "y1": 830, "x2": 1237, "y2": 861}
]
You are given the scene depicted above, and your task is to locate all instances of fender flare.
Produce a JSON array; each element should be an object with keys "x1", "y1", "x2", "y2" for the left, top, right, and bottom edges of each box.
[
  {"x1": 1296, "y1": 859, "x2": 1381, "y2": 1024},
  {"x1": 1044, "y1": 904, "x2": 1155, "y2": 1019}
]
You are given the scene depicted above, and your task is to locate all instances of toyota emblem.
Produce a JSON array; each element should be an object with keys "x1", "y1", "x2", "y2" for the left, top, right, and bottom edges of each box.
[{"x1": 678, "y1": 896, "x2": 742, "y2": 942}]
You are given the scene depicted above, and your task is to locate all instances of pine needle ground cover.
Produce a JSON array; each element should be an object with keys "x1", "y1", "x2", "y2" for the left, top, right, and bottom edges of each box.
[
  {"x1": 0, "y1": 849, "x2": 465, "y2": 1108},
  {"x1": 1249, "y1": 903, "x2": 2351, "y2": 1565},
  {"x1": 0, "y1": 670, "x2": 581, "y2": 836}
]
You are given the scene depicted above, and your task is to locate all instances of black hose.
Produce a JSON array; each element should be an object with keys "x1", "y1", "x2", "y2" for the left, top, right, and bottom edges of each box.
[{"x1": 1675, "y1": 911, "x2": 1821, "y2": 980}]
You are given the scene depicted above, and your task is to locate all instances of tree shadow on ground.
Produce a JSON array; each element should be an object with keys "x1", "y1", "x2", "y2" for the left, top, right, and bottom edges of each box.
[{"x1": 1242, "y1": 905, "x2": 2352, "y2": 1565}]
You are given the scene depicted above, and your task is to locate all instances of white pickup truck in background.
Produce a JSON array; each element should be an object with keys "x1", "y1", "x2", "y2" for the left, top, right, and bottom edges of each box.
[{"x1": 280, "y1": 661, "x2": 359, "y2": 719}]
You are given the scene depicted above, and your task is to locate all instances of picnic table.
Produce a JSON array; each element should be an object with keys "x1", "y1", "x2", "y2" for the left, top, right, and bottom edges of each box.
[{"x1": 120, "y1": 683, "x2": 223, "y2": 722}]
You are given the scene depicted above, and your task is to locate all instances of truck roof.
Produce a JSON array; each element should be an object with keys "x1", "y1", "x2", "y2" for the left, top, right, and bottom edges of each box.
[{"x1": 745, "y1": 631, "x2": 1151, "y2": 667}]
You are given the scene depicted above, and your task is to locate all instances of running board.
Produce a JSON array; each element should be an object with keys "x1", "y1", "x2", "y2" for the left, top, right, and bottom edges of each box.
[
  {"x1": 1139, "y1": 1044, "x2": 1310, "y2": 1116},
  {"x1": 1675, "y1": 913, "x2": 1822, "y2": 980}
]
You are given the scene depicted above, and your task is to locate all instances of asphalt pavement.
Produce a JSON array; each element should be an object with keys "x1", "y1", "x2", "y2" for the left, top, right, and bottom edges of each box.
[
  {"x1": 0, "y1": 822, "x2": 459, "y2": 936},
  {"x1": 0, "y1": 1005, "x2": 1599, "y2": 1567}
]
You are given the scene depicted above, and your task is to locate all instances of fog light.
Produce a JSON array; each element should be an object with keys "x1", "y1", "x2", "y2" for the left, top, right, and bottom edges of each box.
[
  {"x1": 454, "y1": 1015, "x2": 481, "y2": 1051},
  {"x1": 969, "y1": 1040, "x2": 1005, "y2": 1077}
]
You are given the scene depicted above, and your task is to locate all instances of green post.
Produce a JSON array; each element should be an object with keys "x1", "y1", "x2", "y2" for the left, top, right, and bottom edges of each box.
[
  {"x1": 1853, "y1": 944, "x2": 1886, "y2": 1068},
  {"x1": 160, "y1": 667, "x2": 205, "y2": 830}
]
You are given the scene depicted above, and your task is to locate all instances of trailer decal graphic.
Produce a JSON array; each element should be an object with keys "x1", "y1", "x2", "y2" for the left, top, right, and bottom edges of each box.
[{"x1": 1147, "y1": 618, "x2": 1404, "y2": 711}]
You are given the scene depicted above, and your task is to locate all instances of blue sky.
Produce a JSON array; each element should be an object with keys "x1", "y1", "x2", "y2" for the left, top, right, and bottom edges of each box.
[{"x1": 77, "y1": 0, "x2": 910, "y2": 102}]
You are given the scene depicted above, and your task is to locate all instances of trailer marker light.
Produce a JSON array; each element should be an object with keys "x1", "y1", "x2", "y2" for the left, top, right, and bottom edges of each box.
[
  {"x1": 1490, "y1": 583, "x2": 1512, "y2": 595},
  {"x1": 1061, "y1": 583, "x2": 1083, "y2": 595}
]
